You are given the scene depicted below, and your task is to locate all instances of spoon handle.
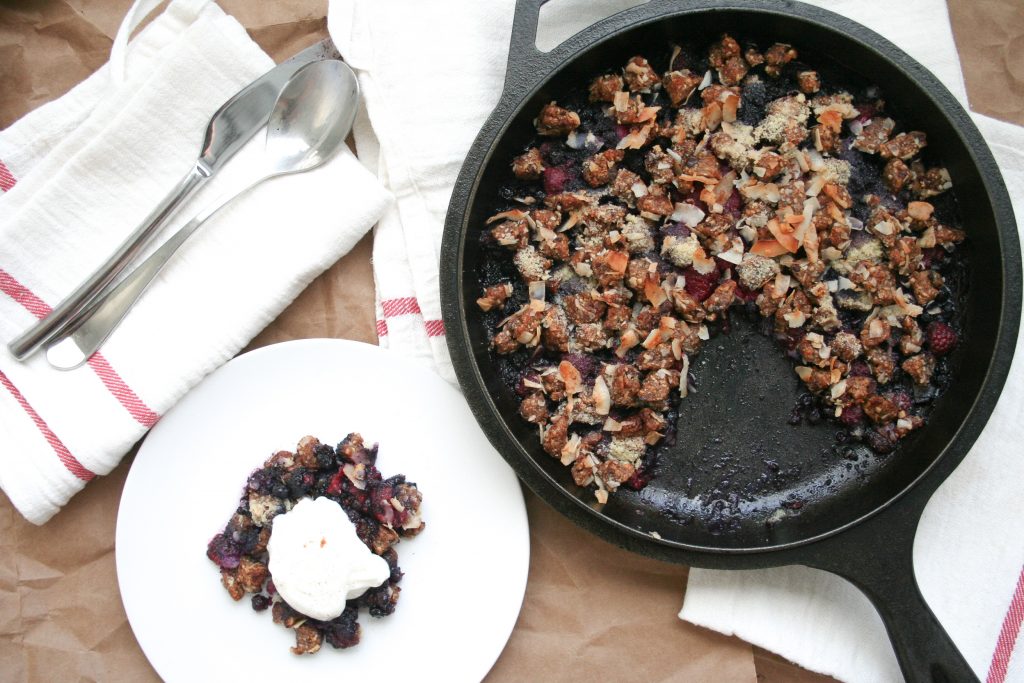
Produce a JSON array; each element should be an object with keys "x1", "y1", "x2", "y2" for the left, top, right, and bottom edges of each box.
[{"x1": 44, "y1": 176, "x2": 268, "y2": 370}]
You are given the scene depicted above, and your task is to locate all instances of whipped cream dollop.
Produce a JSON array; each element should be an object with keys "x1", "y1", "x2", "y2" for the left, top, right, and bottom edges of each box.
[{"x1": 267, "y1": 497, "x2": 390, "y2": 621}]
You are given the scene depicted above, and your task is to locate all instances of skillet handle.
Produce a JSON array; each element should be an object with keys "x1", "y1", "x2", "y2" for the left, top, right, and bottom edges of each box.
[
  {"x1": 505, "y1": 0, "x2": 558, "y2": 91},
  {"x1": 809, "y1": 511, "x2": 979, "y2": 683}
]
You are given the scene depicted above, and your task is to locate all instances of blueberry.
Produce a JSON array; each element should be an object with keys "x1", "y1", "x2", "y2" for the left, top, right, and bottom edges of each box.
[{"x1": 251, "y1": 594, "x2": 271, "y2": 611}]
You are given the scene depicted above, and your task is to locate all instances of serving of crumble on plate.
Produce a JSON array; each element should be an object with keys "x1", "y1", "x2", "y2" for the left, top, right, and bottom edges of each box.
[{"x1": 116, "y1": 339, "x2": 528, "y2": 681}]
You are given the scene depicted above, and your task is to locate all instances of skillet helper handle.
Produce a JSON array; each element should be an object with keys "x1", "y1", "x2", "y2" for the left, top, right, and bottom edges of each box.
[
  {"x1": 811, "y1": 510, "x2": 978, "y2": 683},
  {"x1": 505, "y1": 0, "x2": 558, "y2": 92}
]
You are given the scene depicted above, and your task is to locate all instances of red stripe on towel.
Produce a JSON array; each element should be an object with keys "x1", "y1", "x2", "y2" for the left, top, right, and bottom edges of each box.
[
  {"x1": 0, "y1": 268, "x2": 159, "y2": 428},
  {"x1": 380, "y1": 297, "x2": 422, "y2": 317},
  {"x1": 0, "y1": 369, "x2": 94, "y2": 481},
  {"x1": 0, "y1": 269, "x2": 51, "y2": 318},
  {"x1": 85, "y1": 355, "x2": 159, "y2": 428},
  {"x1": 987, "y1": 566, "x2": 1024, "y2": 683},
  {"x1": 424, "y1": 319, "x2": 445, "y2": 337},
  {"x1": 378, "y1": 297, "x2": 446, "y2": 339},
  {"x1": 0, "y1": 160, "x2": 16, "y2": 192}
]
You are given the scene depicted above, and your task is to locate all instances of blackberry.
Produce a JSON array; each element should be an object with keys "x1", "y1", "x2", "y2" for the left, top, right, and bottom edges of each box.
[{"x1": 314, "y1": 443, "x2": 336, "y2": 469}]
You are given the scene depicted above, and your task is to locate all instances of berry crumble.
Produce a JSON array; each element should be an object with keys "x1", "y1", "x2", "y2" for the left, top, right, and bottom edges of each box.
[
  {"x1": 206, "y1": 434, "x2": 425, "y2": 654},
  {"x1": 478, "y1": 35, "x2": 965, "y2": 505}
]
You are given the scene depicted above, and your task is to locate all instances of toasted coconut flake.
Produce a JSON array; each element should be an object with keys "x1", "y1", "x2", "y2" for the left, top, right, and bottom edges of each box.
[
  {"x1": 613, "y1": 90, "x2": 630, "y2": 112},
  {"x1": 691, "y1": 247, "x2": 717, "y2": 274},
  {"x1": 641, "y1": 328, "x2": 664, "y2": 349},
  {"x1": 784, "y1": 310, "x2": 807, "y2": 328},
  {"x1": 644, "y1": 278, "x2": 668, "y2": 307},
  {"x1": 558, "y1": 211, "x2": 581, "y2": 232},
  {"x1": 750, "y1": 239, "x2": 789, "y2": 257},
  {"x1": 670, "y1": 202, "x2": 706, "y2": 227},
  {"x1": 593, "y1": 376, "x2": 611, "y2": 415},
  {"x1": 607, "y1": 250, "x2": 630, "y2": 273},
  {"x1": 343, "y1": 463, "x2": 367, "y2": 490},
  {"x1": 595, "y1": 489, "x2": 609, "y2": 505},
  {"x1": 712, "y1": 171, "x2": 737, "y2": 207},
  {"x1": 872, "y1": 317, "x2": 888, "y2": 339},
  {"x1": 775, "y1": 273, "x2": 792, "y2": 291},
  {"x1": 722, "y1": 93, "x2": 739, "y2": 122},
  {"x1": 603, "y1": 417, "x2": 623, "y2": 432},
  {"x1": 717, "y1": 237, "x2": 745, "y2": 265},
  {"x1": 523, "y1": 378, "x2": 545, "y2": 391},
  {"x1": 644, "y1": 431, "x2": 664, "y2": 446},
  {"x1": 849, "y1": 119, "x2": 865, "y2": 135},
  {"x1": 512, "y1": 196, "x2": 536, "y2": 205},
  {"x1": 698, "y1": 70, "x2": 713, "y2": 90},
  {"x1": 918, "y1": 226, "x2": 937, "y2": 249},
  {"x1": 485, "y1": 209, "x2": 526, "y2": 224},
  {"x1": 528, "y1": 280, "x2": 546, "y2": 302},
  {"x1": 698, "y1": 324, "x2": 710, "y2": 341},
  {"x1": 560, "y1": 434, "x2": 581, "y2": 466},
  {"x1": 897, "y1": 418, "x2": 914, "y2": 431},
  {"x1": 679, "y1": 354, "x2": 690, "y2": 398},
  {"x1": 767, "y1": 219, "x2": 800, "y2": 253},
  {"x1": 831, "y1": 378, "x2": 847, "y2": 401},
  {"x1": 638, "y1": 106, "x2": 661, "y2": 123},
  {"x1": 671, "y1": 338, "x2": 683, "y2": 361},
  {"x1": 677, "y1": 173, "x2": 720, "y2": 185},
  {"x1": 559, "y1": 360, "x2": 583, "y2": 394},
  {"x1": 616, "y1": 328, "x2": 641, "y2": 357},
  {"x1": 794, "y1": 366, "x2": 813, "y2": 381},
  {"x1": 806, "y1": 148, "x2": 825, "y2": 171},
  {"x1": 873, "y1": 220, "x2": 895, "y2": 236},
  {"x1": 805, "y1": 174, "x2": 826, "y2": 197},
  {"x1": 616, "y1": 123, "x2": 654, "y2": 150},
  {"x1": 631, "y1": 181, "x2": 649, "y2": 197}
]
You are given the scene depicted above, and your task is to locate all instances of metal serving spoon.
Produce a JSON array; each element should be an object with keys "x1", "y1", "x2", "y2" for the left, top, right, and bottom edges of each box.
[{"x1": 45, "y1": 59, "x2": 359, "y2": 371}]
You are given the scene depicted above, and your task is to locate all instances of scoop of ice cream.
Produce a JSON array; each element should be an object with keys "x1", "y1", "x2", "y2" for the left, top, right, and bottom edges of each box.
[{"x1": 267, "y1": 497, "x2": 390, "y2": 621}]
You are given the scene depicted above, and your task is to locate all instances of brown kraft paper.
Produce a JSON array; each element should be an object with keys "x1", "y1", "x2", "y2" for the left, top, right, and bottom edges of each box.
[{"x1": 1, "y1": 1, "x2": 1021, "y2": 680}]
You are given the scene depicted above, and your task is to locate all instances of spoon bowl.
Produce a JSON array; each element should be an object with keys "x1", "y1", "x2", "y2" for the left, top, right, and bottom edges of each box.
[
  {"x1": 45, "y1": 59, "x2": 360, "y2": 371},
  {"x1": 265, "y1": 60, "x2": 358, "y2": 175}
]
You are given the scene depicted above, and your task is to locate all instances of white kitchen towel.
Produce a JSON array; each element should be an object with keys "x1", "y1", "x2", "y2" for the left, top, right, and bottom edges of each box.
[
  {"x1": 0, "y1": 0, "x2": 391, "y2": 524},
  {"x1": 327, "y1": 0, "x2": 1024, "y2": 681}
]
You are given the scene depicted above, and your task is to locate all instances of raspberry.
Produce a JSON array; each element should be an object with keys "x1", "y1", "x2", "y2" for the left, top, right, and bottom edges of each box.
[
  {"x1": 926, "y1": 322, "x2": 958, "y2": 356},
  {"x1": 838, "y1": 404, "x2": 864, "y2": 427},
  {"x1": 683, "y1": 264, "x2": 721, "y2": 302},
  {"x1": 543, "y1": 164, "x2": 571, "y2": 194}
]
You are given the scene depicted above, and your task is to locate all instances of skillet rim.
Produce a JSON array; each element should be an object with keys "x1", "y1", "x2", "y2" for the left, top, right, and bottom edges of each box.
[{"x1": 439, "y1": 0, "x2": 1022, "y2": 566}]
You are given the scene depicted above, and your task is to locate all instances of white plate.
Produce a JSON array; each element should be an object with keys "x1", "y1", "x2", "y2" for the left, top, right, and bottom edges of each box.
[{"x1": 116, "y1": 339, "x2": 529, "y2": 682}]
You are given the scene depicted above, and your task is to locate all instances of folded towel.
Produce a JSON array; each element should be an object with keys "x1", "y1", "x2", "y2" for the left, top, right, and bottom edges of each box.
[
  {"x1": 0, "y1": 0, "x2": 391, "y2": 524},
  {"x1": 327, "y1": 0, "x2": 1023, "y2": 680}
]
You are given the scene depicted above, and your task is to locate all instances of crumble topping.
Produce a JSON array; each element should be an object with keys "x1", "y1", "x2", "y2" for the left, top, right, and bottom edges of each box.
[
  {"x1": 207, "y1": 434, "x2": 424, "y2": 654},
  {"x1": 479, "y1": 35, "x2": 964, "y2": 504}
]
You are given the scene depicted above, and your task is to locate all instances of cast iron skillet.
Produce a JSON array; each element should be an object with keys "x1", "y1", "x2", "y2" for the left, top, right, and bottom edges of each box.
[{"x1": 440, "y1": 1, "x2": 1022, "y2": 680}]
